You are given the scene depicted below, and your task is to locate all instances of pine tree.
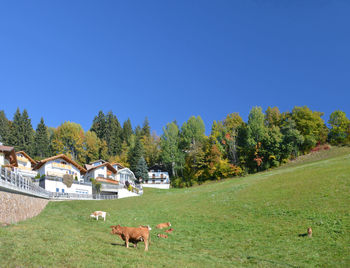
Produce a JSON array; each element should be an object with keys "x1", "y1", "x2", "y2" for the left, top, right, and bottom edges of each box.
[
  {"x1": 122, "y1": 118, "x2": 133, "y2": 145},
  {"x1": 105, "y1": 111, "x2": 122, "y2": 156},
  {"x1": 0, "y1": 110, "x2": 10, "y2": 144},
  {"x1": 134, "y1": 156, "x2": 149, "y2": 182},
  {"x1": 34, "y1": 118, "x2": 50, "y2": 158},
  {"x1": 127, "y1": 137, "x2": 144, "y2": 172},
  {"x1": 10, "y1": 108, "x2": 34, "y2": 153},
  {"x1": 9, "y1": 108, "x2": 22, "y2": 149},
  {"x1": 90, "y1": 111, "x2": 106, "y2": 141},
  {"x1": 21, "y1": 109, "x2": 35, "y2": 154},
  {"x1": 141, "y1": 117, "x2": 151, "y2": 137}
]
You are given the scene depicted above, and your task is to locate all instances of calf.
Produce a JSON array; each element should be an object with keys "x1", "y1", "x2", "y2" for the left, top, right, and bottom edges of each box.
[
  {"x1": 139, "y1": 225, "x2": 152, "y2": 231},
  {"x1": 157, "y1": 234, "x2": 168, "y2": 238},
  {"x1": 156, "y1": 222, "x2": 171, "y2": 229},
  {"x1": 165, "y1": 228, "x2": 174, "y2": 233},
  {"x1": 90, "y1": 211, "x2": 107, "y2": 221},
  {"x1": 110, "y1": 225, "x2": 149, "y2": 251}
]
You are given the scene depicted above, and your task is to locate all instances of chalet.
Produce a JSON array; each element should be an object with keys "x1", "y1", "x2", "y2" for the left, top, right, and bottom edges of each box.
[
  {"x1": 33, "y1": 154, "x2": 91, "y2": 194},
  {"x1": 143, "y1": 164, "x2": 170, "y2": 189},
  {"x1": 15, "y1": 151, "x2": 38, "y2": 178},
  {"x1": 0, "y1": 145, "x2": 18, "y2": 168},
  {"x1": 84, "y1": 161, "x2": 119, "y2": 196}
]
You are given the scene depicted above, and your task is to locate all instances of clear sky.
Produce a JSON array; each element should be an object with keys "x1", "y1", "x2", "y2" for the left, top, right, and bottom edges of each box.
[{"x1": 1, "y1": 0, "x2": 349, "y2": 135}]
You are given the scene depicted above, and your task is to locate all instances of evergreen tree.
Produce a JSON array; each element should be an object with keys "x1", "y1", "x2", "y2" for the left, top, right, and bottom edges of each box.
[
  {"x1": 127, "y1": 137, "x2": 144, "y2": 172},
  {"x1": 9, "y1": 108, "x2": 22, "y2": 149},
  {"x1": 21, "y1": 109, "x2": 35, "y2": 154},
  {"x1": 134, "y1": 125, "x2": 142, "y2": 138},
  {"x1": 0, "y1": 110, "x2": 10, "y2": 144},
  {"x1": 34, "y1": 117, "x2": 50, "y2": 158},
  {"x1": 141, "y1": 117, "x2": 151, "y2": 137},
  {"x1": 105, "y1": 111, "x2": 122, "y2": 155},
  {"x1": 10, "y1": 108, "x2": 34, "y2": 153},
  {"x1": 90, "y1": 111, "x2": 106, "y2": 141},
  {"x1": 134, "y1": 156, "x2": 149, "y2": 182},
  {"x1": 122, "y1": 118, "x2": 133, "y2": 145}
]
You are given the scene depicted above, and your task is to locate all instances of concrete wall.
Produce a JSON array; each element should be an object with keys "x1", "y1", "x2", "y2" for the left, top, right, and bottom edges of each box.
[
  {"x1": 0, "y1": 191, "x2": 48, "y2": 225},
  {"x1": 44, "y1": 179, "x2": 92, "y2": 194}
]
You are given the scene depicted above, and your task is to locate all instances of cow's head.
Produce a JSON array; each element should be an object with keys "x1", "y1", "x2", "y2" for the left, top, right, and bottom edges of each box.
[{"x1": 110, "y1": 225, "x2": 122, "y2": 235}]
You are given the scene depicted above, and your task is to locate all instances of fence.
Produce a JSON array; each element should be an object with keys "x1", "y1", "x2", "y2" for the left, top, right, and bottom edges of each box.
[
  {"x1": 0, "y1": 167, "x2": 119, "y2": 200},
  {"x1": 1, "y1": 167, "x2": 50, "y2": 198}
]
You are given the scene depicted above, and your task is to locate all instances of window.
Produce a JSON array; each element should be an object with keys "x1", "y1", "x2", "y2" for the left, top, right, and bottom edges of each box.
[
  {"x1": 62, "y1": 189, "x2": 65, "y2": 193},
  {"x1": 56, "y1": 188, "x2": 59, "y2": 192}
]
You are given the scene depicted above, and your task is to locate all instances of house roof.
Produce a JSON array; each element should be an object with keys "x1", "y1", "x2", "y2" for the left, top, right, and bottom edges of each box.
[
  {"x1": 16, "y1": 151, "x2": 37, "y2": 165},
  {"x1": 86, "y1": 162, "x2": 117, "y2": 174},
  {"x1": 33, "y1": 154, "x2": 87, "y2": 174},
  {"x1": 0, "y1": 145, "x2": 18, "y2": 167},
  {"x1": 110, "y1": 162, "x2": 125, "y2": 169}
]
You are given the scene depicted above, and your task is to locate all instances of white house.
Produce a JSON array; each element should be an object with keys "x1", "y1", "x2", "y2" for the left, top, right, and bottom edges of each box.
[
  {"x1": 15, "y1": 151, "x2": 38, "y2": 178},
  {"x1": 84, "y1": 161, "x2": 120, "y2": 196},
  {"x1": 143, "y1": 164, "x2": 170, "y2": 189},
  {"x1": 33, "y1": 154, "x2": 91, "y2": 194}
]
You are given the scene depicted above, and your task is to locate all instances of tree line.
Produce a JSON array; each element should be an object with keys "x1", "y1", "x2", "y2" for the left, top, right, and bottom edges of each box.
[{"x1": 0, "y1": 106, "x2": 349, "y2": 187}]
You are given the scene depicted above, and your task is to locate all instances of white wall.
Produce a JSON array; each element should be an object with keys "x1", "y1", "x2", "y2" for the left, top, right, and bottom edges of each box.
[
  {"x1": 142, "y1": 183, "x2": 170, "y2": 189},
  {"x1": 16, "y1": 154, "x2": 32, "y2": 170},
  {"x1": 0, "y1": 153, "x2": 4, "y2": 166},
  {"x1": 44, "y1": 179, "x2": 92, "y2": 194}
]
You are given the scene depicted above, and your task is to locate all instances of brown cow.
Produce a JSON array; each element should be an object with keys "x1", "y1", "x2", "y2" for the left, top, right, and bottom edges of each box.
[
  {"x1": 165, "y1": 228, "x2": 174, "y2": 233},
  {"x1": 156, "y1": 222, "x2": 171, "y2": 229},
  {"x1": 110, "y1": 225, "x2": 150, "y2": 251},
  {"x1": 157, "y1": 234, "x2": 168, "y2": 238},
  {"x1": 139, "y1": 225, "x2": 152, "y2": 231}
]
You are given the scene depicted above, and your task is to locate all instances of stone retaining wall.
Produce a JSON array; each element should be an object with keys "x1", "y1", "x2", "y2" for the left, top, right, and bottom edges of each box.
[{"x1": 0, "y1": 190, "x2": 49, "y2": 224}]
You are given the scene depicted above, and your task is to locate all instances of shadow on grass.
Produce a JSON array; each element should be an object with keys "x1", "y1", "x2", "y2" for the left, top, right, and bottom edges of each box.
[
  {"x1": 110, "y1": 242, "x2": 125, "y2": 247},
  {"x1": 247, "y1": 256, "x2": 298, "y2": 268}
]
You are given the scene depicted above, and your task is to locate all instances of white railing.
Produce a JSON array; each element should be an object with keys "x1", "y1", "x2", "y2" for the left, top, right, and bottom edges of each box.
[
  {"x1": 48, "y1": 192, "x2": 118, "y2": 200},
  {"x1": 0, "y1": 167, "x2": 119, "y2": 200},
  {"x1": 0, "y1": 166, "x2": 50, "y2": 198}
]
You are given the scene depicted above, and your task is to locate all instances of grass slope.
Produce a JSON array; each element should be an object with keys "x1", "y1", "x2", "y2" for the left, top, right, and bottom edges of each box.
[{"x1": 1, "y1": 148, "x2": 350, "y2": 267}]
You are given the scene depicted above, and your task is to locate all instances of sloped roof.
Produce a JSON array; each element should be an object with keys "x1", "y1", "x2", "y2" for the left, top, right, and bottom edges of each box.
[
  {"x1": 0, "y1": 145, "x2": 18, "y2": 167},
  {"x1": 33, "y1": 154, "x2": 86, "y2": 174},
  {"x1": 110, "y1": 162, "x2": 125, "y2": 169},
  {"x1": 16, "y1": 151, "x2": 37, "y2": 165},
  {"x1": 86, "y1": 162, "x2": 117, "y2": 174}
]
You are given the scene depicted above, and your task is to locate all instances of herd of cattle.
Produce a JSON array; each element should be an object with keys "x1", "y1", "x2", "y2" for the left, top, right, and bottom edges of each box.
[{"x1": 90, "y1": 211, "x2": 172, "y2": 251}]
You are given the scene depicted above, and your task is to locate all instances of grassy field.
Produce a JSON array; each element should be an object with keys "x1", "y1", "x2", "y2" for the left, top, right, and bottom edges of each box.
[{"x1": 1, "y1": 147, "x2": 350, "y2": 267}]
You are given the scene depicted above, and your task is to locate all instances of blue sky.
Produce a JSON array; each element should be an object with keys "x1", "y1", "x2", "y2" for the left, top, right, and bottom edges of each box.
[{"x1": 0, "y1": 0, "x2": 349, "y2": 135}]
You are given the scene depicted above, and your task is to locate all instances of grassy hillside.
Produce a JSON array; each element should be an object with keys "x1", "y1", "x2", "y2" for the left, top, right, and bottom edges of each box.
[{"x1": 1, "y1": 147, "x2": 350, "y2": 267}]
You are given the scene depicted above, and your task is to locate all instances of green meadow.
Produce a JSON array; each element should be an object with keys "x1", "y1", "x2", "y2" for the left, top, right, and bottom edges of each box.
[{"x1": 1, "y1": 148, "x2": 349, "y2": 267}]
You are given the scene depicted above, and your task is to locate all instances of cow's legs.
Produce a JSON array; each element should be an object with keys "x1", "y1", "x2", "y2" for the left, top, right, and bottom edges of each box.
[
  {"x1": 125, "y1": 237, "x2": 129, "y2": 248},
  {"x1": 144, "y1": 238, "x2": 148, "y2": 251}
]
